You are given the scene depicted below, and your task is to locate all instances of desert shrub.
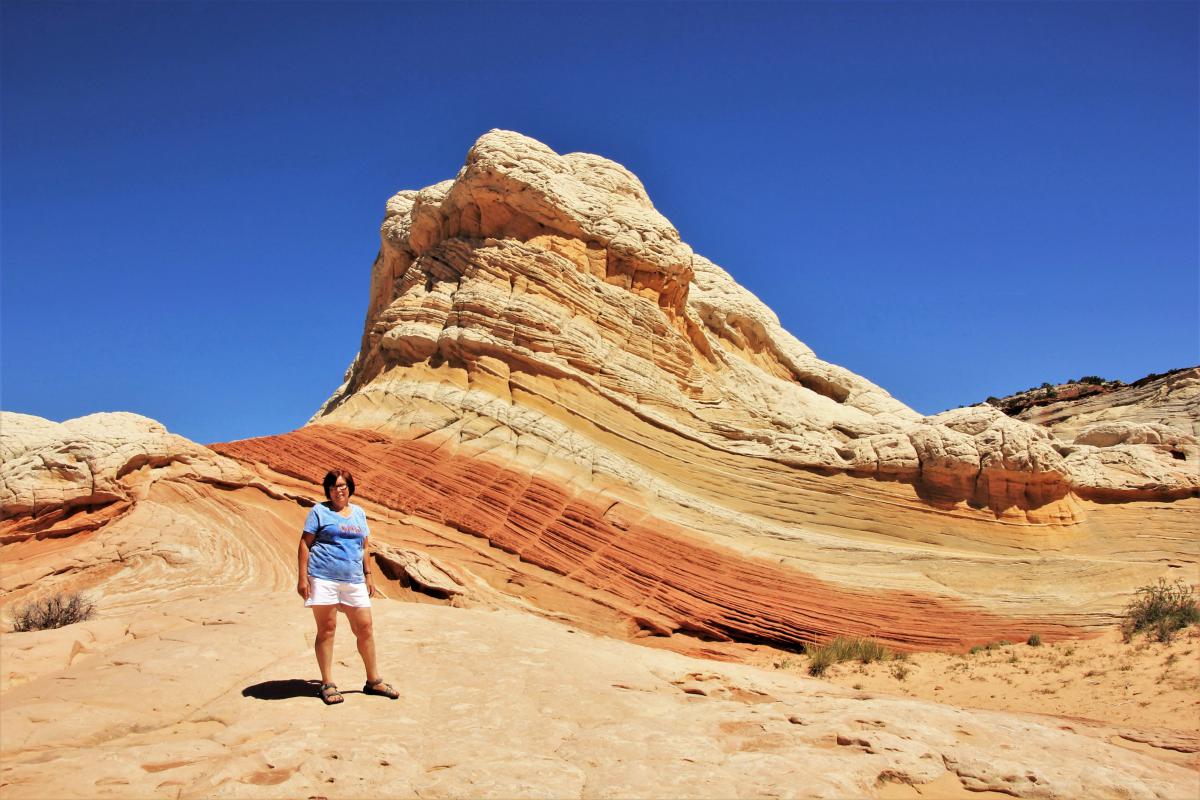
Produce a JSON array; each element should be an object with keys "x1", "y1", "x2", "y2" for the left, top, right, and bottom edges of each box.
[
  {"x1": 1122, "y1": 579, "x2": 1199, "y2": 643},
  {"x1": 11, "y1": 591, "x2": 96, "y2": 632},
  {"x1": 1079, "y1": 375, "x2": 1107, "y2": 385},
  {"x1": 807, "y1": 647, "x2": 834, "y2": 676},
  {"x1": 1027, "y1": 634, "x2": 1042, "y2": 647},
  {"x1": 968, "y1": 645, "x2": 983, "y2": 655},
  {"x1": 805, "y1": 637, "x2": 895, "y2": 676}
]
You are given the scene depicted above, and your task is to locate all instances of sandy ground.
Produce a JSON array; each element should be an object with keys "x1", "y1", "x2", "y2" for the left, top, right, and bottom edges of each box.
[
  {"x1": 3, "y1": 595, "x2": 1198, "y2": 800},
  {"x1": 741, "y1": 626, "x2": 1200, "y2": 771}
]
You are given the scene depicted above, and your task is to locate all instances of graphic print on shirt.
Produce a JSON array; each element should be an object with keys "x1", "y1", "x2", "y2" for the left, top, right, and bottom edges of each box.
[{"x1": 303, "y1": 503, "x2": 371, "y2": 584}]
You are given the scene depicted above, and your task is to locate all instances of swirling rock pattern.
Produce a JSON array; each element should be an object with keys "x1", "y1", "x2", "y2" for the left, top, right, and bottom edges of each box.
[{"x1": 214, "y1": 424, "x2": 1078, "y2": 651}]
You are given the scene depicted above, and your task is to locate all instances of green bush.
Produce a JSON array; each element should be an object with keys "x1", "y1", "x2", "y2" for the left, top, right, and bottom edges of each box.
[
  {"x1": 11, "y1": 592, "x2": 96, "y2": 632},
  {"x1": 1122, "y1": 579, "x2": 1199, "y2": 643},
  {"x1": 1027, "y1": 634, "x2": 1042, "y2": 647},
  {"x1": 805, "y1": 636, "x2": 896, "y2": 676}
]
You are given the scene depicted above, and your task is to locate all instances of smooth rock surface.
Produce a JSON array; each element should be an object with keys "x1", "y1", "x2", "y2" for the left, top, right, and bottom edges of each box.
[{"x1": 3, "y1": 593, "x2": 1196, "y2": 800}]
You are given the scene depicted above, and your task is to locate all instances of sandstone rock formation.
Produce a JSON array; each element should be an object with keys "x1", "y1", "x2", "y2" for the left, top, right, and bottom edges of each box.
[
  {"x1": 3, "y1": 130, "x2": 1199, "y2": 798},
  {"x1": 991, "y1": 368, "x2": 1199, "y2": 440},
  {"x1": 1008, "y1": 367, "x2": 1200, "y2": 445},
  {"x1": 316, "y1": 130, "x2": 1197, "y2": 518},
  {"x1": 4, "y1": 132, "x2": 1196, "y2": 656},
  {"x1": 275, "y1": 129, "x2": 1195, "y2": 644},
  {"x1": 0, "y1": 412, "x2": 256, "y2": 542},
  {"x1": 5, "y1": 412, "x2": 1194, "y2": 799}
]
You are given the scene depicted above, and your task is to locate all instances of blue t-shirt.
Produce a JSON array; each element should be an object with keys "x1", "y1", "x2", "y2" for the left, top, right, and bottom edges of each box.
[{"x1": 303, "y1": 503, "x2": 370, "y2": 583}]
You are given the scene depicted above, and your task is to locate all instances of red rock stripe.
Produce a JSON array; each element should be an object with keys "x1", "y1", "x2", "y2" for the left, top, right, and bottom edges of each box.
[{"x1": 213, "y1": 425, "x2": 1079, "y2": 652}]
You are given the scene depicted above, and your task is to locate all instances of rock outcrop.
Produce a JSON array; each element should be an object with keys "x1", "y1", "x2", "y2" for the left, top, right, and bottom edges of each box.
[
  {"x1": 279, "y1": 130, "x2": 1196, "y2": 643},
  {"x1": 989, "y1": 368, "x2": 1199, "y2": 440},
  {"x1": 1009, "y1": 367, "x2": 1199, "y2": 443},
  {"x1": 317, "y1": 130, "x2": 1197, "y2": 517},
  {"x1": 0, "y1": 412, "x2": 255, "y2": 542},
  {"x1": 977, "y1": 369, "x2": 1200, "y2": 500}
]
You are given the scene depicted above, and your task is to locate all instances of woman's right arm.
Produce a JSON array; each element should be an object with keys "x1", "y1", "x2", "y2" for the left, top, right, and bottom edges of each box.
[{"x1": 297, "y1": 533, "x2": 316, "y2": 599}]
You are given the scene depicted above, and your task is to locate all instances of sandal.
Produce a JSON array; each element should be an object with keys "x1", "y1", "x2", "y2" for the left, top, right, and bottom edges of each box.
[
  {"x1": 363, "y1": 678, "x2": 399, "y2": 699},
  {"x1": 318, "y1": 683, "x2": 344, "y2": 705}
]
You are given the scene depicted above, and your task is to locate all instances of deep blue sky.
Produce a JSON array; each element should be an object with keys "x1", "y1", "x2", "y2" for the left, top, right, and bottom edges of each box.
[{"x1": 3, "y1": 1, "x2": 1197, "y2": 444}]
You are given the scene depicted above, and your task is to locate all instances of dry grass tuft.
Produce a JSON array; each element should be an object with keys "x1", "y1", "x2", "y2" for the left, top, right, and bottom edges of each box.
[
  {"x1": 806, "y1": 637, "x2": 897, "y2": 676},
  {"x1": 11, "y1": 592, "x2": 96, "y2": 632}
]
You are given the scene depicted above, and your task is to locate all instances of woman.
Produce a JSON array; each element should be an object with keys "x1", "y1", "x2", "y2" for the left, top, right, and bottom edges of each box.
[{"x1": 296, "y1": 469, "x2": 399, "y2": 705}]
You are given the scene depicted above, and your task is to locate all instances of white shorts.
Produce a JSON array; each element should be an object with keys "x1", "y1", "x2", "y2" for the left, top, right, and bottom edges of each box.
[{"x1": 305, "y1": 577, "x2": 371, "y2": 608}]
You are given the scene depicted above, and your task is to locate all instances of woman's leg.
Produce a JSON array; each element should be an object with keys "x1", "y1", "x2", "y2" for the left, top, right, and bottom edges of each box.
[
  {"x1": 343, "y1": 605, "x2": 380, "y2": 684},
  {"x1": 311, "y1": 605, "x2": 338, "y2": 685}
]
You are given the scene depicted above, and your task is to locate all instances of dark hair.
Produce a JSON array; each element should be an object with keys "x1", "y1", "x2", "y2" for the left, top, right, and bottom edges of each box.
[{"x1": 322, "y1": 469, "x2": 356, "y2": 499}]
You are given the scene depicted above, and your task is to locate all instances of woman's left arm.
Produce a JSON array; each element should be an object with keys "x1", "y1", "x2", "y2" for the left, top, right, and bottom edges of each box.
[{"x1": 362, "y1": 528, "x2": 377, "y2": 597}]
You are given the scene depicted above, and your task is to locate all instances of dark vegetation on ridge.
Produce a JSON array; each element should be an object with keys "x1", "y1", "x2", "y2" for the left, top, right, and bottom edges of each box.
[{"x1": 966, "y1": 365, "x2": 1197, "y2": 417}]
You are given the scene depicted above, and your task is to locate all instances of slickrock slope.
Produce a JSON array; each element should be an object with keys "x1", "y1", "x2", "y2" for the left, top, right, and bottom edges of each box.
[
  {"x1": 215, "y1": 425, "x2": 1077, "y2": 652},
  {"x1": 1003, "y1": 368, "x2": 1200, "y2": 443},
  {"x1": 4, "y1": 595, "x2": 1198, "y2": 800}
]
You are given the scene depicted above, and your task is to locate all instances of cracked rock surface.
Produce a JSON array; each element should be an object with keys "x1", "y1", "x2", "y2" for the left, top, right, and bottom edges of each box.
[{"x1": 2, "y1": 595, "x2": 1196, "y2": 800}]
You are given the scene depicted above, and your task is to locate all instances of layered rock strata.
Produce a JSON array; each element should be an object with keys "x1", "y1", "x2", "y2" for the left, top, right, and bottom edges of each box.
[
  {"x1": 215, "y1": 425, "x2": 1078, "y2": 651},
  {"x1": 284, "y1": 129, "x2": 1195, "y2": 643},
  {"x1": 1009, "y1": 367, "x2": 1200, "y2": 442},
  {"x1": 318, "y1": 130, "x2": 1197, "y2": 523},
  {"x1": 3, "y1": 132, "x2": 1196, "y2": 657},
  {"x1": 0, "y1": 412, "x2": 257, "y2": 542}
]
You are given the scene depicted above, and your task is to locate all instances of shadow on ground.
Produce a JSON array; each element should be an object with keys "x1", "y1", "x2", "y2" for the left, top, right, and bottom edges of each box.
[{"x1": 242, "y1": 678, "x2": 321, "y2": 700}]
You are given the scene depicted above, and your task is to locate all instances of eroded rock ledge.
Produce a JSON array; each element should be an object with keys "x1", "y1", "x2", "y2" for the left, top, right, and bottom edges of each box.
[{"x1": 0, "y1": 412, "x2": 255, "y2": 541}]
